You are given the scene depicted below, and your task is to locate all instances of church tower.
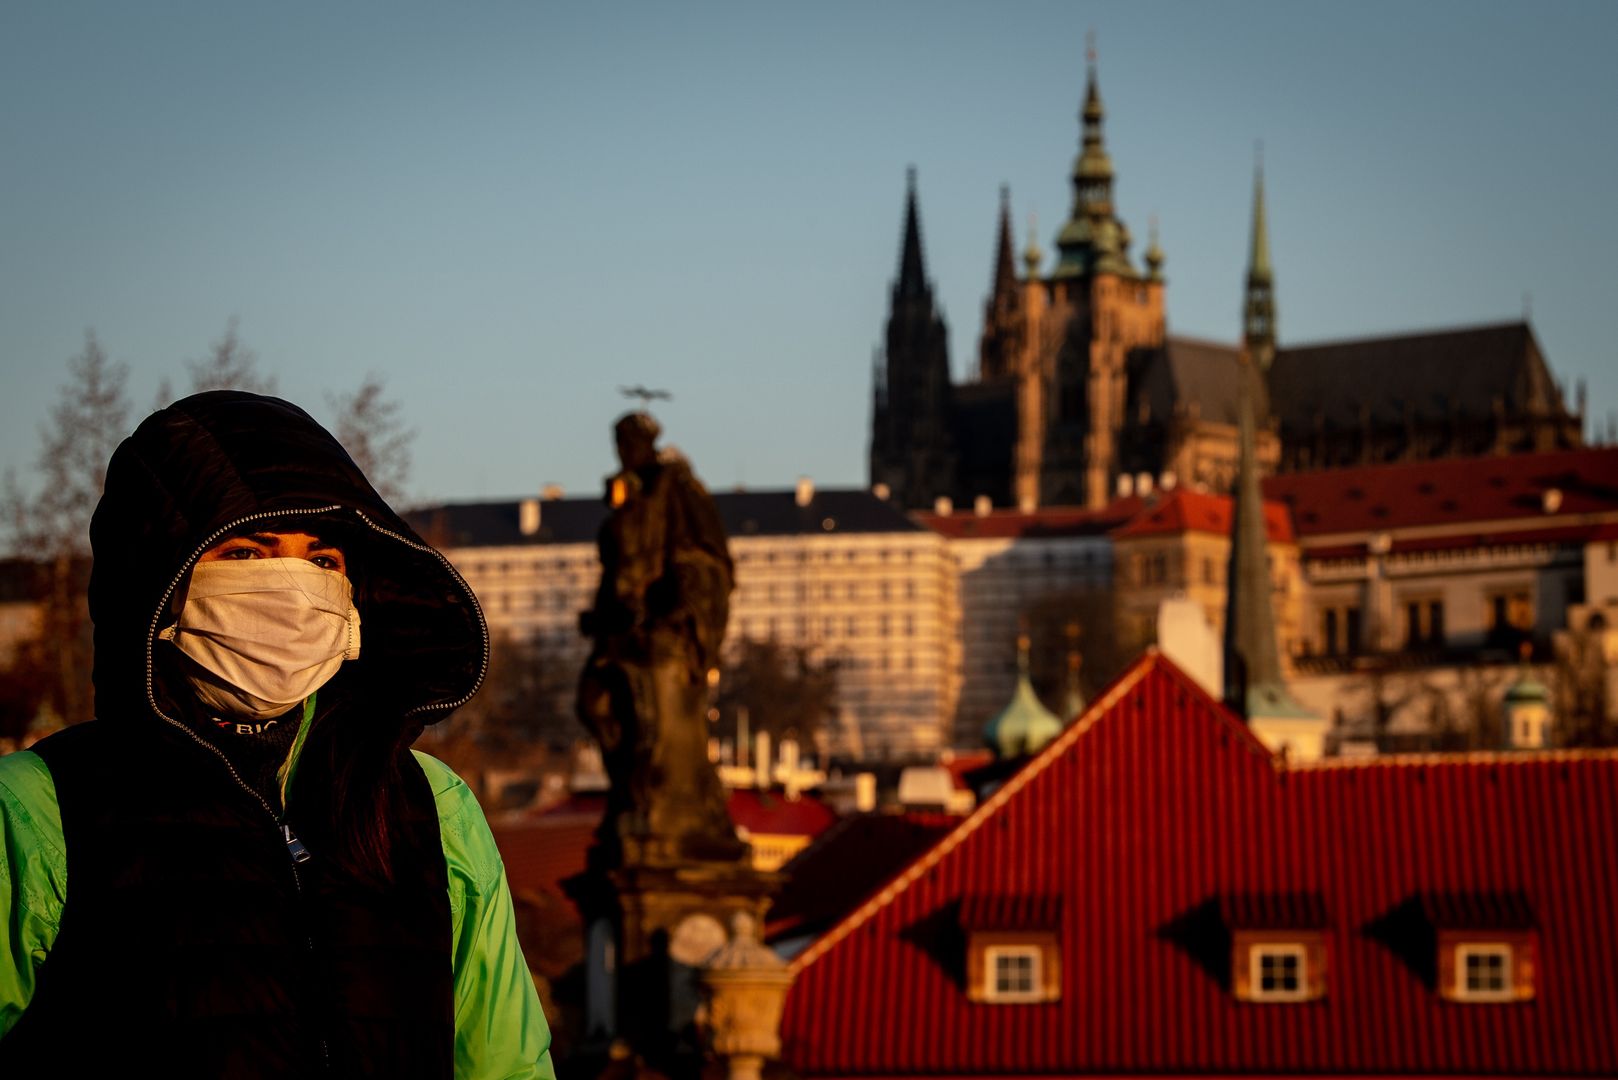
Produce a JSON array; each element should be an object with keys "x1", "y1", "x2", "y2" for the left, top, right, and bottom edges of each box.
[
  {"x1": 1243, "y1": 154, "x2": 1277, "y2": 367},
  {"x1": 870, "y1": 168, "x2": 955, "y2": 508},
  {"x1": 977, "y1": 185, "x2": 1022, "y2": 384},
  {"x1": 1223, "y1": 167, "x2": 1323, "y2": 760},
  {"x1": 1028, "y1": 41, "x2": 1166, "y2": 509}
]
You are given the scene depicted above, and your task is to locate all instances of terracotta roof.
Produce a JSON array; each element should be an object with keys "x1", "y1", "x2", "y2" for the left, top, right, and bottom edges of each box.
[
  {"x1": 1264, "y1": 445, "x2": 1618, "y2": 541},
  {"x1": 960, "y1": 893, "x2": 1062, "y2": 931},
  {"x1": 1110, "y1": 489, "x2": 1295, "y2": 543},
  {"x1": 1220, "y1": 891, "x2": 1329, "y2": 930},
  {"x1": 492, "y1": 817, "x2": 596, "y2": 906},
  {"x1": 728, "y1": 788, "x2": 838, "y2": 838},
  {"x1": 766, "y1": 812, "x2": 960, "y2": 942},
  {"x1": 497, "y1": 787, "x2": 835, "y2": 904},
  {"x1": 917, "y1": 497, "x2": 1143, "y2": 540},
  {"x1": 781, "y1": 652, "x2": 1618, "y2": 1077}
]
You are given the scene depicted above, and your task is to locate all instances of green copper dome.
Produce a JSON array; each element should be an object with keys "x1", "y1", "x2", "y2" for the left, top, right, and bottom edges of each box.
[
  {"x1": 984, "y1": 640, "x2": 1064, "y2": 759},
  {"x1": 1504, "y1": 673, "x2": 1551, "y2": 704}
]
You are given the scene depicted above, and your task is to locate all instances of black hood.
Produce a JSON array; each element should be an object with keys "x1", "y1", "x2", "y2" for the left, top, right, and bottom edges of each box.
[{"x1": 88, "y1": 390, "x2": 487, "y2": 731}]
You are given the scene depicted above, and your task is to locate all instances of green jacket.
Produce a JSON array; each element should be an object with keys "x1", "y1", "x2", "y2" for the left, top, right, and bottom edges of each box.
[{"x1": 0, "y1": 746, "x2": 555, "y2": 1079}]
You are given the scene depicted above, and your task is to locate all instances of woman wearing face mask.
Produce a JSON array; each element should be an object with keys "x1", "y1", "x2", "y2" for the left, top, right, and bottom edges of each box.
[{"x1": 0, "y1": 391, "x2": 554, "y2": 1078}]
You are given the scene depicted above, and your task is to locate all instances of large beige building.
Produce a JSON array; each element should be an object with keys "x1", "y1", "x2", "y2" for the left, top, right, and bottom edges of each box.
[
  {"x1": 915, "y1": 502, "x2": 1124, "y2": 746},
  {"x1": 412, "y1": 480, "x2": 957, "y2": 762}
]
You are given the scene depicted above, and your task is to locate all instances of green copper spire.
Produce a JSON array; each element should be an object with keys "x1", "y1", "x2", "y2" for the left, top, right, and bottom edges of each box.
[
  {"x1": 1054, "y1": 33, "x2": 1133, "y2": 279},
  {"x1": 1023, "y1": 212, "x2": 1044, "y2": 276},
  {"x1": 1243, "y1": 149, "x2": 1277, "y2": 366},
  {"x1": 1145, "y1": 214, "x2": 1165, "y2": 283},
  {"x1": 1222, "y1": 350, "x2": 1306, "y2": 723}
]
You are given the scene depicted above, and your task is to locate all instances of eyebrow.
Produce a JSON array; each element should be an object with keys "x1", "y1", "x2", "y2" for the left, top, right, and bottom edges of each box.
[{"x1": 234, "y1": 533, "x2": 343, "y2": 552}]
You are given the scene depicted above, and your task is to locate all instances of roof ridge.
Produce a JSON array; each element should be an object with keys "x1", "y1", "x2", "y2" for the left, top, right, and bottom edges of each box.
[
  {"x1": 1281, "y1": 318, "x2": 1530, "y2": 353},
  {"x1": 1291, "y1": 746, "x2": 1618, "y2": 771},
  {"x1": 1165, "y1": 332, "x2": 1240, "y2": 351}
]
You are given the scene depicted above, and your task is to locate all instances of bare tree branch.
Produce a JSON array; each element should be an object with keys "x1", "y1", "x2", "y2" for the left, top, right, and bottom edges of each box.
[
  {"x1": 187, "y1": 318, "x2": 275, "y2": 395},
  {"x1": 2, "y1": 332, "x2": 132, "y2": 730},
  {"x1": 327, "y1": 373, "x2": 414, "y2": 505}
]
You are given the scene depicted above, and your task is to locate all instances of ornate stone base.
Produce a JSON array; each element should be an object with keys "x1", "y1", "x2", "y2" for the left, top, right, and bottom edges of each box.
[{"x1": 565, "y1": 847, "x2": 782, "y2": 1079}]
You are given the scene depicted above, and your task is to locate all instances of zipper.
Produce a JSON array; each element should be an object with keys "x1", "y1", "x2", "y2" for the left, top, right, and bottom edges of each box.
[{"x1": 140, "y1": 503, "x2": 482, "y2": 1075}]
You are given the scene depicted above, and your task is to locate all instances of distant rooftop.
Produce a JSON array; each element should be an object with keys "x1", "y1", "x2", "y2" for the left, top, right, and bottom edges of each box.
[
  {"x1": 407, "y1": 485, "x2": 924, "y2": 548},
  {"x1": 1264, "y1": 445, "x2": 1618, "y2": 541}
]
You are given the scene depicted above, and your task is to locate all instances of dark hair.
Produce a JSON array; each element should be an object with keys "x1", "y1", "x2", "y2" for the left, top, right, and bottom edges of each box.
[{"x1": 285, "y1": 546, "x2": 417, "y2": 887}]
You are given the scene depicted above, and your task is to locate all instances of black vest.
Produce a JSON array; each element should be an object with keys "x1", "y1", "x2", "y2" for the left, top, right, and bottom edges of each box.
[{"x1": 2, "y1": 721, "x2": 454, "y2": 1079}]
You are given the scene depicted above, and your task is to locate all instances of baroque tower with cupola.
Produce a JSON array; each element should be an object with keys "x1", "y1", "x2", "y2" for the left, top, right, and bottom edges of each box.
[{"x1": 875, "y1": 47, "x2": 1168, "y2": 512}]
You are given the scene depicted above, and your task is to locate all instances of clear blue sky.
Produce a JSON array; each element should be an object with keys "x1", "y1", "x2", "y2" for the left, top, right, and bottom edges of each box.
[{"x1": 3, "y1": 1, "x2": 1615, "y2": 509}]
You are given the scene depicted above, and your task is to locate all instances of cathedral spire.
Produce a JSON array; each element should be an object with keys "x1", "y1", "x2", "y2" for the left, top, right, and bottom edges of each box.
[
  {"x1": 871, "y1": 167, "x2": 954, "y2": 510},
  {"x1": 992, "y1": 184, "x2": 1017, "y2": 302},
  {"x1": 1243, "y1": 149, "x2": 1277, "y2": 366},
  {"x1": 897, "y1": 165, "x2": 930, "y2": 302}
]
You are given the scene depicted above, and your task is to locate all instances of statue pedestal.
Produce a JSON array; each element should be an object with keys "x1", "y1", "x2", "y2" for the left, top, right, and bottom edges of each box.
[{"x1": 566, "y1": 847, "x2": 782, "y2": 1078}]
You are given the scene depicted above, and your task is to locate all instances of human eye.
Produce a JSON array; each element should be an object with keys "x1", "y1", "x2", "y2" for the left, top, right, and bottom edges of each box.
[
  {"x1": 215, "y1": 544, "x2": 261, "y2": 560},
  {"x1": 310, "y1": 554, "x2": 343, "y2": 571}
]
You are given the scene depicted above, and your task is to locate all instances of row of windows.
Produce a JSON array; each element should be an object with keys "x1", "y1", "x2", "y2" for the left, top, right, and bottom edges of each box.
[
  {"x1": 1311, "y1": 588, "x2": 1533, "y2": 655},
  {"x1": 734, "y1": 547, "x2": 926, "y2": 565},
  {"x1": 457, "y1": 545, "x2": 940, "y2": 577},
  {"x1": 734, "y1": 580, "x2": 925, "y2": 603},
  {"x1": 732, "y1": 615, "x2": 922, "y2": 640},
  {"x1": 961, "y1": 549, "x2": 1106, "y2": 571},
  {"x1": 980, "y1": 939, "x2": 1526, "y2": 1005},
  {"x1": 462, "y1": 557, "x2": 593, "y2": 577}
]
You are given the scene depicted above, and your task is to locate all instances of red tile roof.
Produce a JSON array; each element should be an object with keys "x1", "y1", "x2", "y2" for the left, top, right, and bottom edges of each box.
[
  {"x1": 1110, "y1": 489, "x2": 1296, "y2": 543},
  {"x1": 766, "y1": 812, "x2": 961, "y2": 943},
  {"x1": 728, "y1": 788, "x2": 838, "y2": 838},
  {"x1": 497, "y1": 786, "x2": 836, "y2": 905},
  {"x1": 1264, "y1": 445, "x2": 1618, "y2": 540},
  {"x1": 781, "y1": 652, "x2": 1618, "y2": 1077},
  {"x1": 492, "y1": 817, "x2": 597, "y2": 906},
  {"x1": 917, "y1": 497, "x2": 1144, "y2": 540}
]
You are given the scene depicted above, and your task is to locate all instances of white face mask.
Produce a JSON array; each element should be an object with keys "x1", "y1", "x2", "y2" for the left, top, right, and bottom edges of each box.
[{"x1": 159, "y1": 558, "x2": 362, "y2": 721}]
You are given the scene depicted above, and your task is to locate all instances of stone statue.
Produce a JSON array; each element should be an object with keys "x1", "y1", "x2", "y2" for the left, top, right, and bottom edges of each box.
[{"x1": 578, "y1": 412, "x2": 742, "y2": 865}]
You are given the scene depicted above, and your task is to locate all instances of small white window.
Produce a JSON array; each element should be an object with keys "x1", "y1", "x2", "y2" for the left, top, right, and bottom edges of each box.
[
  {"x1": 1456, "y1": 944, "x2": 1513, "y2": 1001},
  {"x1": 985, "y1": 945, "x2": 1042, "y2": 1002},
  {"x1": 1249, "y1": 944, "x2": 1308, "y2": 1001}
]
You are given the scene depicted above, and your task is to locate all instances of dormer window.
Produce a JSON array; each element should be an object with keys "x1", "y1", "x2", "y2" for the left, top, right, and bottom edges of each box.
[
  {"x1": 1423, "y1": 891, "x2": 1537, "y2": 1004},
  {"x1": 1223, "y1": 892, "x2": 1329, "y2": 1004},
  {"x1": 961, "y1": 894, "x2": 1061, "y2": 1004}
]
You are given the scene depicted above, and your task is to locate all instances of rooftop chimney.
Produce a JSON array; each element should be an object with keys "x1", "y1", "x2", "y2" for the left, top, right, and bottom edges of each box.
[
  {"x1": 518, "y1": 498, "x2": 541, "y2": 536},
  {"x1": 795, "y1": 476, "x2": 815, "y2": 507}
]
